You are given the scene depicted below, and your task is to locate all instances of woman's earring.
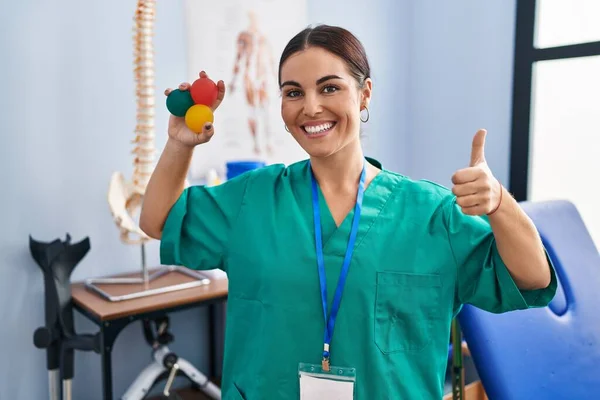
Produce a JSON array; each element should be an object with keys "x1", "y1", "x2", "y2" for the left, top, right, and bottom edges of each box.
[
  {"x1": 285, "y1": 125, "x2": 290, "y2": 132},
  {"x1": 360, "y1": 107, "x2": 370, "y2": 123}
]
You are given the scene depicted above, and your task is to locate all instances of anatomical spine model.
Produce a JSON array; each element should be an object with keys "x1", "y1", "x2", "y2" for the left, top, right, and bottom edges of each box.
[
  {"x1": 90, "y1": 0, "x2": 209, "y2": 304},
  {"x1": 108, "y1": 0, "x2": 156, "y2": 245}
]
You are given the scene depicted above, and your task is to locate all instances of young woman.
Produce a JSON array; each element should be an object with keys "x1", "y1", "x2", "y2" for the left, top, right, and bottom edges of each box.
[{"x1": 140, "y1": 25, "x2": 556, "y2": 400}]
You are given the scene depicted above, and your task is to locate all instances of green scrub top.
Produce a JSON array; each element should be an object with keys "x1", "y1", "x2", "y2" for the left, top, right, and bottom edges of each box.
[{"x1": 160, "y1": 158, "x2": 557, "y2": 400}]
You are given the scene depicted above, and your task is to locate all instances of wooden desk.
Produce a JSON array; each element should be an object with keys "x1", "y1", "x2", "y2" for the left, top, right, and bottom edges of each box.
[{"x1": 72, "y1": 268, "x2": 228, "y2": 400}]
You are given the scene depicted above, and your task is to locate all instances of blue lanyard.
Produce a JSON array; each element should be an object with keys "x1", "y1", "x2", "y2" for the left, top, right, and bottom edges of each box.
[{"x1": 310, "y1": 160, "x2": 366, "y2": 371}]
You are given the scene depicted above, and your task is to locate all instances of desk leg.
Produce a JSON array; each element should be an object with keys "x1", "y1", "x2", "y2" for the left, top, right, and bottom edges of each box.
[
  {"x1": 208, "y1": 304, "x2": 217, "y2": 379},
  {"x1": 101, "y1": 346, "x2": 113, "y2": 400},
  {"x1": 100, "y1": 319, "x2": 129, "y2": 400}
]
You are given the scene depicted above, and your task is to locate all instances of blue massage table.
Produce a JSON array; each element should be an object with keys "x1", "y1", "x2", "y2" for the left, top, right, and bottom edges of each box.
[{"x1": 458, "y1": 200, "x2": 600, "y2": 400}]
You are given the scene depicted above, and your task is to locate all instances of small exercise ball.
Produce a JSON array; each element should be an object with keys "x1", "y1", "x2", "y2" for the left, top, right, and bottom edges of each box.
[
  {"x1": 185, "y1": 104, "x2": 214, "y2": 133},
  {"x1": 166, "y1": 89, "x2": 195, "y2": 117},
  {"x1": 190, "y1": 77, "x2": 218, "y2": 107}
]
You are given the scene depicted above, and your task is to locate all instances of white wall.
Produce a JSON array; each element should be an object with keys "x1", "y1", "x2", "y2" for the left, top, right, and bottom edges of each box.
[
  {"x1": 406, "y1": 0, "x2": 517, "y2": 186},
  {"x1": 0, "y1": 0, "x2": 517, "y2": 398},
  {"x1": 0, "y1": 1, "x2": 209, "y2": 399}
]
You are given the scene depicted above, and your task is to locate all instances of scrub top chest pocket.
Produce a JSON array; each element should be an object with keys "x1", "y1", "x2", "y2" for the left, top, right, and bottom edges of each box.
[{"x1": 374, "y1": 271, "x2": 442, "y2": 354}]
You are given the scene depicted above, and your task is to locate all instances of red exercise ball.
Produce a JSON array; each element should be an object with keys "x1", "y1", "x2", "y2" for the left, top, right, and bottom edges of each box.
[{"x1": 190, "y1": 77, "x2": 218, "y2": 107}]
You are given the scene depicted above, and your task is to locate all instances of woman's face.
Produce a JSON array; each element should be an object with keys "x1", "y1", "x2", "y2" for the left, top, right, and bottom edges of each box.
[{"x1": 280, "y1": 47, "x2": 372, "y2": 159}]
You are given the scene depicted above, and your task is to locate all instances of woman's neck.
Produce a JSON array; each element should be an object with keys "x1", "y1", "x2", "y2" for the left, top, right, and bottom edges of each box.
[{"x1": 309, "y1": 140, "x2": 366, "y2": 191}]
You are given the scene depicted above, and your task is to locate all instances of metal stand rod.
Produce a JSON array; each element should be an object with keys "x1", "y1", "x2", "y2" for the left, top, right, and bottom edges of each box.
[
  {"x1": 49, "y1": 369, "x2": 60, "y2": 400},
  {"x1": 141, "y1": 243, "x2": 149, "y2": 289},
  {"x1": 451, "y1": 319, "x2": 465, "y2": 400},
  {"x1": 83, "y1": 242, "x2": 211, "y2": 302},
  {"x1": 163, "y1": 364, "x2": 180, "y2": 396}
]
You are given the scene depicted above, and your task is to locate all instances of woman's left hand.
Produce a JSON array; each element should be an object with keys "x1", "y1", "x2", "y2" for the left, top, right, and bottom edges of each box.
[{"x1": 451, "y1": 129, "x2": 502, "y2": 216}]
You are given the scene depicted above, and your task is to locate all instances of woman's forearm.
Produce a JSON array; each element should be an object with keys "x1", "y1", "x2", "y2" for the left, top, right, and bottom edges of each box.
[
  {"x1": 489, "y1": 186, "x2": 552, "y2": 290},
  {"x1": 139, "y1": 138, "x2": 195, "y2": 239}
]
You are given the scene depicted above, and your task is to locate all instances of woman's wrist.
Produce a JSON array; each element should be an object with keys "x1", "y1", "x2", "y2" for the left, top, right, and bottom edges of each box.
[{"x1": 166, "y1": 137, "x2": 196, "y2": 154}]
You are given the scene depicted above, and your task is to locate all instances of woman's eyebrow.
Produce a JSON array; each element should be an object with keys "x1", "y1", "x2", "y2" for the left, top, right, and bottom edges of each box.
[
  {"x1": 280, "y1": 74, "x2": 343, "y2": 89},
  {"x1": 316, "y1": 74, "x2": 342, "y2": 85}
]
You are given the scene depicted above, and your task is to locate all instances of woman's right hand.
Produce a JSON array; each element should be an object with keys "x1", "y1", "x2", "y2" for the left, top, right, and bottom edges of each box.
[{"x1": 164, "y1": 71, "x2": 226, "y2": 147}]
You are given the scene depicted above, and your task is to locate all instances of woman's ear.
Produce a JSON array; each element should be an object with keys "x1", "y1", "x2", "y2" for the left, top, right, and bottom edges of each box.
[{"x1": 361, "y1": 77, "x2": 373, "y2": 110}]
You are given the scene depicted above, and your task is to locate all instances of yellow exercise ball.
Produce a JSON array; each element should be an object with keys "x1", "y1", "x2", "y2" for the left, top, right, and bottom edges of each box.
[{"x1": 185, "y1": 104, "x2": 214, "y2": 133}]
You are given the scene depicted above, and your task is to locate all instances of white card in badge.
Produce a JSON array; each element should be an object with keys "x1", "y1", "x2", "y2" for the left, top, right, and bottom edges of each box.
[{"x1": 298, "y1": 362, "x2": 356, "y2": 399}]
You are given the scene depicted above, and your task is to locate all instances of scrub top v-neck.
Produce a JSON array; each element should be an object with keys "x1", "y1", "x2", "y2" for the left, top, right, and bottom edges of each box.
[{"x1": 160, "y1": 158, "x2": 557, "y2": 400}]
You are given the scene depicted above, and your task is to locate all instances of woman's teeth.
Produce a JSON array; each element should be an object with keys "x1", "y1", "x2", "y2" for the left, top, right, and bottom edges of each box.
[{"x1": 303, "y1": 122, "x2": 336, "y2": 134}]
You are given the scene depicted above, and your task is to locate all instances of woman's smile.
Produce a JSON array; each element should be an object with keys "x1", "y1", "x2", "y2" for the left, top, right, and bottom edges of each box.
[{"x1": 301, "y1": 121, "x2": 337, "y2": 138}]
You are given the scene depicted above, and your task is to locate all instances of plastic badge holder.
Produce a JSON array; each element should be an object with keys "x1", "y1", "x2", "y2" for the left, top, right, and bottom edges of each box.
[{"x1": 298, "y1": 362, "x2": 356, "y2": 399}]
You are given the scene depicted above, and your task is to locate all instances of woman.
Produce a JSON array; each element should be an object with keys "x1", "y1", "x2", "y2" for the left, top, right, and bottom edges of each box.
[{"x1": 140, "y1": 25, "x2": 556, "y2": 400}]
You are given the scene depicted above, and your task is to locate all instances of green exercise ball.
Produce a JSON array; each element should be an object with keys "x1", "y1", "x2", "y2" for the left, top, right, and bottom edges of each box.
[{"x1": 166, "y1": 89, "x2": 195, "y2": 117}]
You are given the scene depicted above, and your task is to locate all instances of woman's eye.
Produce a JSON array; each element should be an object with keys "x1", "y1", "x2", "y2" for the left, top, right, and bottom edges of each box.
[
  {"x1": 286, "y1": 90, "x2": 301, "y2": 98},
  {"x1": 322, "y1": 85, "x2": 339, "y2": 94}
]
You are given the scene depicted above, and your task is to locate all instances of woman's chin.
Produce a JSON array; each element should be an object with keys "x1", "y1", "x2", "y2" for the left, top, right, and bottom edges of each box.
[{"x1": 302, "y1": 144, "x2": 338, "y2": 159}]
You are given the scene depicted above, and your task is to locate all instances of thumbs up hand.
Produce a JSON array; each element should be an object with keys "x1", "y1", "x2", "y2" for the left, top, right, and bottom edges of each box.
[{"x1": 451, "y1": 129, "x2": 502, "y2": 216}]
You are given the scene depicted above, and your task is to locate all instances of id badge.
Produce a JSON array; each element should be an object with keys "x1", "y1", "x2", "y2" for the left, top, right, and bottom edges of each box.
[{"x1": 298, "y1": 362, "x2": 356, "y2": 399}]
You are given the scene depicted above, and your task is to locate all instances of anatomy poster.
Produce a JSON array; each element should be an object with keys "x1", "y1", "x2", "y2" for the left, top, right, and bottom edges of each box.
[{"x1": 183, "y1": 0, "x2": 309, "y2": 181}]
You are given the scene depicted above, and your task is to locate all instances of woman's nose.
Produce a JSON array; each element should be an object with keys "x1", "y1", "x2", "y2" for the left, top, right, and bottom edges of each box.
[{"x1": 302, "y1": 94, "x2": 323, "y2": 117}]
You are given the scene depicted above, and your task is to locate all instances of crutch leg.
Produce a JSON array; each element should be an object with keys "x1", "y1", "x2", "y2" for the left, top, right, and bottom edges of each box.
[
  {"x1": 48, "y1": 369, "x2": 60, "y2": 400},
  {"x1": 62, "y1": 379, "x2": 72, "y2": 400}
]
